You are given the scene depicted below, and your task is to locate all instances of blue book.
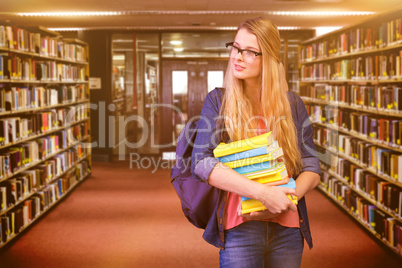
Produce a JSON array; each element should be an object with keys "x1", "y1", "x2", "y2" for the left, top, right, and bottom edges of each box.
[
  {"x1": 240, "y1": 178, "x2": 297, "y2": 202},
  {"x1": 233, "y1": 159, "x2": 278, "y2": 174},
  {"x1": 58, "y1": 180, "x2": 62, "y2": 194},
  {"x1": 218, "y1": 140, "x2": 279, "y2": 163},
  {"x1": 368, "y1": 205, "x2": 376, "y2": 229}
]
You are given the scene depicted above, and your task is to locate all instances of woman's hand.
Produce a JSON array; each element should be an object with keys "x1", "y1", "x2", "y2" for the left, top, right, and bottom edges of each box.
[
  {"x1": 260, "y1": 186, "x2": 298, "y2": 214},
  {"x1": 239, "y1": 185, "x2": 297, "y2": 220}
]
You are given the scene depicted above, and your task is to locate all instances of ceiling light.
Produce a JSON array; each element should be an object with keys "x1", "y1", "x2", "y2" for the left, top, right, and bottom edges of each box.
[
  {"x1": 271, "y1": 11, "x2": 374, "y2": 16},
  {"x1": 173, "y1": 48, "x2": 184, "y2": 52},
  {"x1": 48, "y1": 27, "x2": 84, "y2": 31},
  {"x1": 16, "y1": 10, "x2": 375, "y2": 17},
  {"x1": 113, "y1": 39, "x2": 134, "y2": 43},
  {"x1": 113, "y1": 55, "x2": 125, "y2": 61},
  {"x1": 278, "y1": 27, "x2": 304, "y2": 30},
  {"x1": 48, "y1": 25, "x2": 320, "y2": 32},
  {"x1": 170, "y1": 40, "x2": 182, "y2": 45},
  {"x1": 315, "y1": 26, "x2": 342, "y2": 36},
  {"x1": 18, "y1": 11, "x2": 123, "y2": 17}
]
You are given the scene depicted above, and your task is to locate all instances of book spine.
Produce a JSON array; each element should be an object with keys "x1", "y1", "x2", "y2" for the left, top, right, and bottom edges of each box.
[
  {"x1": 244, "y1": 162, "x2": 286, "y2": 180},
  {"x1": 224, "y1": 147, "x2": 283, "y2": 169},
  {"x1": 213, "y1": 131, "x2": 272, "y2": 158},
  {"x1": 218, "y1": 141, "x2": 279, "y2": 163},
  {"x1": 233, "y1": 160, "x2": 278, "y2": 174}
]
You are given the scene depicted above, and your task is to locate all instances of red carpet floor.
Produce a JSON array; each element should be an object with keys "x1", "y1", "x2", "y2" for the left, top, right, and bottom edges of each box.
[{"x1": 0, "y1": 161, "x2": 400, "y2": 267}]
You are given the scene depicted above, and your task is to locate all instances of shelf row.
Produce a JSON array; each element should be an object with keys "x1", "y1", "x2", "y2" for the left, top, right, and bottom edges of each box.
[
  {"x1": 0, "y1": 47, "x2": 88, "y2": 66},
  {"x1": 0, "y1": 115, "x2": 89, "y2": 152},
  {"x1": 303, "y1": 98, "x2": 402, "y2": 119},
  {"x1": 0, "y1": 100, "x2": 89, "y2": 118},
  {"x1": 300, "y1": 16, "x2": 402, "y2": 63},
  {"x1": 299, "y1": 42, "x2": 402, "y2": 64},
  {"x1": 0, "y1": 25, "x2": 87, "y2": 64},
  {"x1": 0, "y1": 80, "x2": 87, "y2": 85},
  {"x1": 300, "y1": 51, "x2": 402, "y2": 82},
  {"x1": 299, "y1": 84, "x2": 402, "y2": 114},
  {"x1": 0, "y1": 157, "x2": 90, "y2": 247},
  {"x1": 0, "y1": 104, "x2": 89, "y2": 147},
  {"x1": 317, "y1": 184, "x2": 402, "y2": 257},
  {"x1": 305, "y1": 91, "x2": 402, "y2": 116},
  {"x1": 312, "y1": 120, "x2": 402, "y2": 154},
  {"x1": 0, "y1": 146, "x2": 90, "y2": 215},
  {"x1": 0, "y1": 126, "x2": 90, "y2": 182},
  {"x1": 0, "y1": 85, "x2": 88, "y2": 114},
  {"x1": 300, "y1": 79, "x2": 402, "y2": 85},
  {"x1": 0, "y1": 54, "x2": 87, "y2": 82},
  {"x1": 304, "y1": 104, "x2": 402, "y2": 150},
  {"x1": 304, "y1": 103, "x2": 402, "y2": 152}
]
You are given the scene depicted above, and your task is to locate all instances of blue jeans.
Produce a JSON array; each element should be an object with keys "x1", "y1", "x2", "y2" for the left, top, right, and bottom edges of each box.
[{"x1": 220, "y1": 221, "x2": 304, "y2": 268}]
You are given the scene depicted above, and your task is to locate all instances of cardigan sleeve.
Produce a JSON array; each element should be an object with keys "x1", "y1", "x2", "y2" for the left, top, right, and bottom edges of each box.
[
  {"x1": 191, "y1": 88, "x2": 223, "y2": 183},
  {"x1": 290, "y1": 92, "x2": 321, "y2": 176}
]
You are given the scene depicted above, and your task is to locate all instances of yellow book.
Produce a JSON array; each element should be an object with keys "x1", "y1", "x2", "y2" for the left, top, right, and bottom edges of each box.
[
  {"x1": 213, "y1": 131, "x2": 273, "y2": 158},
  {"x1": 244, "y1": 162, "x2": 285, "y2": 178},
  {"x1": 223, "y1": 147, "x2": 283, "y2": 169},
  {"x1": 241, "y1": 195, "x2": 298, "y2": 214},
  {"x1": 240, "y1": 177, "x2": 297, "y2": 214},
  {"x1": 245, "y1": 163, "x2": 288, "y2": 184}
]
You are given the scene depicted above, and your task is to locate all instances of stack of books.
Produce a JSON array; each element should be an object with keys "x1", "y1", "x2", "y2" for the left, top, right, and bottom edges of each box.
[{"x1": 213, "y1": 132, "x2": 298, "y2": 214}]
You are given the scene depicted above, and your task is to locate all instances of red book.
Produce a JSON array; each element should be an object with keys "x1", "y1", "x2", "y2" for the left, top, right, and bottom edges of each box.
[
  {"x1": 24, "y1": 199, "x2": 33, "y2": 222},
  {"x1": 379, "y1": 119, "x2": 385, "y2": 142},
  {"x1": 41, "y1": 112, "x2": 48, "y2": 132},
  {"x1": 12, "y1": 26, "x2": 19, "y2": 50}
]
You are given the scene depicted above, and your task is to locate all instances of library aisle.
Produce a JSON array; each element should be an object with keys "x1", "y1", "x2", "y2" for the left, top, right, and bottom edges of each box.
[{"x1": 0, "y1": 161, "x2": 400, "y2": 267}]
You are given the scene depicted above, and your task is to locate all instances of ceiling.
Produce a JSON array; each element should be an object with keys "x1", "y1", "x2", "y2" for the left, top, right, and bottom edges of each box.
[{"x1": 0, "y1": 0, "x2": 401, "y2": 32}]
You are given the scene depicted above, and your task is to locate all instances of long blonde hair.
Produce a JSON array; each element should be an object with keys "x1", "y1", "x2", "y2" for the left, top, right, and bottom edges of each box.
[{"x1": 220, "y1": 17, "x2": 302, "y2": 176}]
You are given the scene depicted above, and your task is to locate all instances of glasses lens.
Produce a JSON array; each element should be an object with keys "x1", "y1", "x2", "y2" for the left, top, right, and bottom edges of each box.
[
  {"x1": 243, "y1": 51, "x2": 256, "y2": 64},
  {"x1": 227, "y1": 45, "x2": 237, "y2": 58}
]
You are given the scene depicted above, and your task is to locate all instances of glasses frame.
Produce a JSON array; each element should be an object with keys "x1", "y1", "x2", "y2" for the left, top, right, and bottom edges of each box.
[{"x1": 225, "y1": 42, "x2": 262, "y2": 60}]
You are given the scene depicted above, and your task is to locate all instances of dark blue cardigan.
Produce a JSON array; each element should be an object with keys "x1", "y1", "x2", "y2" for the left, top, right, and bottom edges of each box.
[{"x1": 191, "y1": 88, "x2": 321, "y2": 249}]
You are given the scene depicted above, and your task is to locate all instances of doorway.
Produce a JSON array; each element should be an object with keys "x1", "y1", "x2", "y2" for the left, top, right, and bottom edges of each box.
[{"x1": 161, "y1": 59, "x2": 227, "y2": 148}]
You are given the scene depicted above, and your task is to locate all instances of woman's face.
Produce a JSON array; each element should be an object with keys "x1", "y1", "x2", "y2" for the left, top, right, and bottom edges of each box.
[{"x1": 230, "y1": 28, "x2": 262, "y2": 84}]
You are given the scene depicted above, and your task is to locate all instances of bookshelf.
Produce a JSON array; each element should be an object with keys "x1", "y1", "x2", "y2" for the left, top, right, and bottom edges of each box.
[
  {"x1": 298, "y1": 7, "x2": 402, "y2": 257},
  {"x1": 0, "y1": 25, "x2": 91, "y2": 248}
]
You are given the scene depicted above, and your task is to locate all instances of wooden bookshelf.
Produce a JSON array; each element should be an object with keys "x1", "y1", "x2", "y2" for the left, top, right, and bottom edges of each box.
[
  {"x1": 298, "y1": 7, "x2": 402, "y2": 258},
  {"x1": 0, "y1": 25, "x2": 92, "y2": 248}
]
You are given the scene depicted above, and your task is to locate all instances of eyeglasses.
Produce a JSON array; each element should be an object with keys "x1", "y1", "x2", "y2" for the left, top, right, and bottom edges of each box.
[{"x1": 225, "y1": 42, "x2": 262, "y2": 64}]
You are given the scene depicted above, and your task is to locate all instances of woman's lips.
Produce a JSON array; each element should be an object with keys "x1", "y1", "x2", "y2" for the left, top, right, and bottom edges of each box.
[{"x1": 234, "y1": 64, "x2": 245, "y2": 71}]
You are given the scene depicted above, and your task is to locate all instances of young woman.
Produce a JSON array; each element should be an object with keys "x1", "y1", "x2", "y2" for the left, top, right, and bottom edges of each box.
[{"x1": 191, "y1": 17, "x2": 321, "y2": 268}]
